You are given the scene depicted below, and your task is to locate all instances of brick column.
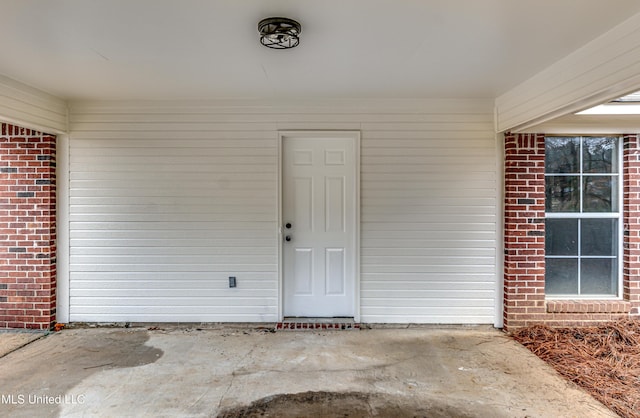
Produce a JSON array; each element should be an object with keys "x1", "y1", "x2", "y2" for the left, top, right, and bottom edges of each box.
[
  {"x1": 0, "y1": 123, "x2": 56, "y2": 329},
  {"x1": 623, "y1": 134, "x2": 640, "y2": 316},
  {"x1": 503, "y1": 133, "x2": 546, "y2": 330}
]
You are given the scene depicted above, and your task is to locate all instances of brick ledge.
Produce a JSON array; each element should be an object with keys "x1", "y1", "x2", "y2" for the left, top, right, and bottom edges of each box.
[
  {"x1": 546, "y1": 300, "x2": 631, "y2": 314},
  {"x1": 275, "y1": 322, "x2": 360, "y2": 331}
]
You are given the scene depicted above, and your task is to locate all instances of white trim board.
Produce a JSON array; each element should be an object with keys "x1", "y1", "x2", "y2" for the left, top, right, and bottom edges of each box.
[
  {"x1": 56, "y1": 134, "x2": 70, "y2": 323},
  {"x1": 0, "y1": 74, "x2": 68, "y2": 134},
  {"x1": 496, "y1": 11, "x2": 640, "y2": 133}
]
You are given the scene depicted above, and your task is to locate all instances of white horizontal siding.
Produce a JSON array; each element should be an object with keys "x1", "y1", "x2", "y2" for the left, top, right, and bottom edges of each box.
[
  {"x1": 67, "y1": 99, "x2": 497, "y2": 324},
  {"x1": 0, "y1": 74, "x2": 67, "y2": 133}
]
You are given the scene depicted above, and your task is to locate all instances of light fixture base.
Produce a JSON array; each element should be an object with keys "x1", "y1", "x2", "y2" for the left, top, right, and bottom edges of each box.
[{"x1": 258, "y1": 17, "x2": 301, "y2": 49}]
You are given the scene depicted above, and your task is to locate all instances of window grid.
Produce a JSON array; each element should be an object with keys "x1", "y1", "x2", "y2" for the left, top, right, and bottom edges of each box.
[
  {"x1": 544, "y1": 136, "x2": 623, "y2": 299},
  {"x1": 545, "y1": 219, "x2": 618, "y2": 294},
  {"x1": 544, "y1": 172, "x2": 619, "y2": 214}
]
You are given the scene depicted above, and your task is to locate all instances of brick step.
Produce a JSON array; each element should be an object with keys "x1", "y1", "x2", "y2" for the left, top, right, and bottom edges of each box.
[{"x1": 275, "y1": 321, "x2": 360, "y2": 331}]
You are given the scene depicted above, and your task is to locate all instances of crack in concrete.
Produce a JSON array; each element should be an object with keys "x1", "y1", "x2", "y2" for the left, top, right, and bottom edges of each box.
[
  {"x1": 229, "y1": 352, "x2": 425, "y2": 379},
  {"x1": 0, "y1": 332, "x2": 48, "y2": 359},
  {"x1": 216, "y1": 342, "x2": 259, "y2": 411}
]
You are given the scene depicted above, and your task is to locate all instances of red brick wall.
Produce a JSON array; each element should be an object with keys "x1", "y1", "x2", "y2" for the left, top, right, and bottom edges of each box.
[
  {"x1": 0, "y1": 123, "x2": 56, "y2": 329},
  {"x1": 503, "y1": 132, "x2": 640, "y2": 330},
  {"x1": 623, "y1": 134, "x2": 640, "y2": 315},
  {"x1": 503, "y1": 133, "x2": 546, "y2": 329}
]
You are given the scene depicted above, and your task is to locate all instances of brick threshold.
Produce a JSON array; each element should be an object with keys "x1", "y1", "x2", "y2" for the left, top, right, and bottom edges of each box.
[{"x1": 275, "y1": 318, "x2": 360, "y2": 331}]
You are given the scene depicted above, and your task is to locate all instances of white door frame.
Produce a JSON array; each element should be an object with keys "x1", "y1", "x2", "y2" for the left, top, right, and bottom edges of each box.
[{"x1": 278, "y1": 130, "x2": 361, "y2": 322}]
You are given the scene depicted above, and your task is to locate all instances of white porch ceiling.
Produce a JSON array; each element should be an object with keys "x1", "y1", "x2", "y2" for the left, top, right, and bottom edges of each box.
[{"x1": 1, "y1": 1, "x2": 640, "y2": 101}]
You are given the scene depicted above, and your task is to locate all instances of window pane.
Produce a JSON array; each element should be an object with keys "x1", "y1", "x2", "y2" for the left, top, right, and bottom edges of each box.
[
  {"x1": 546, "y1": 176, "x2": 579, "y2": 212},
  {"x1": 544, "y1": 136, "x2": 620, "y2": 299},
  {"x1": 583, "y1": 176, "x2": 617, "y2": 212},
  {"x1": 582, "y1": 137, "x2": 618, "y2": 173},
  {"x1": 581, "y1": 219, "x2": 617, "y2": 256},
  {"x1": 546, "y1": 219, "x2": 578, "y2": 255},
  {"x1": 546, "y1": 258, "x2": 578, "y2": 295},
  {"x1": 546, "y1": 137, "x2": 580, "y2": 173},
  {"x1": 581, "y1": 259, "x2": 617, "y2": 295}
]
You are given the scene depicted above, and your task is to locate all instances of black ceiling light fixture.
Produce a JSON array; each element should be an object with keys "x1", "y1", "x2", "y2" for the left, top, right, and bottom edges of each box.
[{"x1": 258, "y1": 17, "x2": 301, "y2": 49}]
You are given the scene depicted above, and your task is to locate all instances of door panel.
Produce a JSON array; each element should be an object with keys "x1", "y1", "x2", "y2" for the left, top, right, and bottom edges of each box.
[
  {"x1": 294, "y1": 178, "x2": 313, "y2": 231},
  {"x1": 282, "y1": 134, "x2": 357, "y2": 317},
  {"x1": 325, "y1": 176, "x2": 345, "y2": 232},
  {"x1": 293, "y1": 248, "x2": 313, "y2": 294},
  {"x1": 325, "y1": 248, "x2": 345, "y2": 295}
]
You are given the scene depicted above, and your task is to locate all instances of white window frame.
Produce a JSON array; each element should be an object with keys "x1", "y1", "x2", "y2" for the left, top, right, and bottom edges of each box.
[{"x1": 544, "y1": 136, "x2": 623, "y2": 300}]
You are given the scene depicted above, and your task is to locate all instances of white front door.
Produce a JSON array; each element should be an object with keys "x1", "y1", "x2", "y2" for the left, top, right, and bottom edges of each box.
[{"x1": 281, "y1": 132, "x2": 358, "y2": 317}]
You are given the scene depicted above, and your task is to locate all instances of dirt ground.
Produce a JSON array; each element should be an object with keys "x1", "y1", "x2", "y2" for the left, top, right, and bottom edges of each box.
[
  {"x1": 512, "y1": 319, "x2": 640, "y2": 418},
  {"x1": 217, "y1": 391, "x2": 479, "y2": 418}
]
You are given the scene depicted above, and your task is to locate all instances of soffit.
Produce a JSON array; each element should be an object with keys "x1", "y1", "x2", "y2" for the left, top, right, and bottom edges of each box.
[{"x1": 1, "y1": 1, "x2": 639, "y2": 101}]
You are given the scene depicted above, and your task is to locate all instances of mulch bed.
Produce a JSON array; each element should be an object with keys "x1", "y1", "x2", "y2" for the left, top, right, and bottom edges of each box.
[{"x1": 512, "y1": 319, "x2": 640, "y2": 418}]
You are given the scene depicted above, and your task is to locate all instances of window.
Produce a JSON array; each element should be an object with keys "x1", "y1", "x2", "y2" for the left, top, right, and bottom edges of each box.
[{"x1": 545, "y1": 136, "x2": 621, "y2": 297}]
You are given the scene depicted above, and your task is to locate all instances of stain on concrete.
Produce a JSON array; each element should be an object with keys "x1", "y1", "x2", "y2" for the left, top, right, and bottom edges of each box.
[
  {"x1": 66, "y1": 330, "x2": 164, "y2": 370},
  {"x1": 0, "y1": 328, "x2": 162, "y2": 418},
  {"x1": 217, "y1": 391, "x2": 490, "y2": 418}
]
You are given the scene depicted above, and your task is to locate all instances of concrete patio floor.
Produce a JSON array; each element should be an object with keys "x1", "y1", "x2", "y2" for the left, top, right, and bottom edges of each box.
[{"x1": 0, "y1": 325, "x2": 617, "y2": 417}]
